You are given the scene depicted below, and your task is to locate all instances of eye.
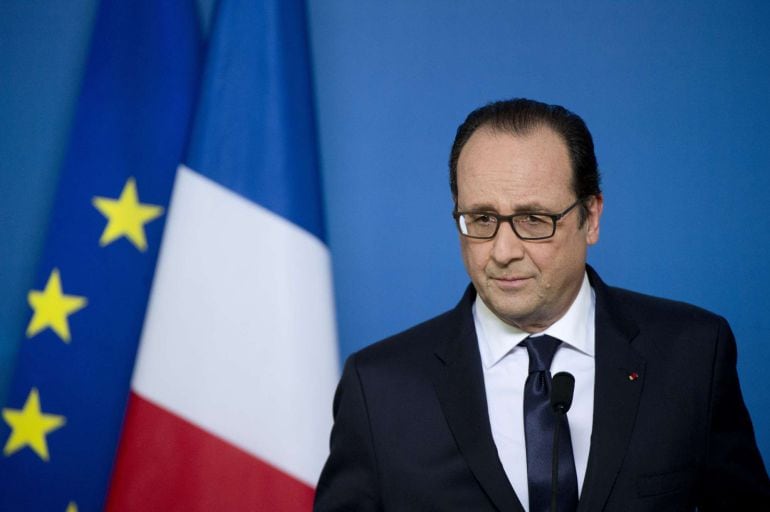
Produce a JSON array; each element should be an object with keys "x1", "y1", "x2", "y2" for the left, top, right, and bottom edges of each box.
[
  {"x1": 517, "y1": 214, "x2": 549, "y2": 225},
  {"x1": 469, "y1": 213, "x2": 496, "y2": 225}
]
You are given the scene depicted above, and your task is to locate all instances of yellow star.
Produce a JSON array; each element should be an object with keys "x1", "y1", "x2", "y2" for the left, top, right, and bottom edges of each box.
[
  {"x1": 92, "y1": 177, "x2": 164, "y2": 251},
  {"x1": 66, "y1": 502, "x2": 78, "y2": 512},
  {"x1": 26, "y1": 268, "x2": 87, "y2": 343},
  {"x1": 2, "y1": 388, "x2": 66, "y2": 461}
]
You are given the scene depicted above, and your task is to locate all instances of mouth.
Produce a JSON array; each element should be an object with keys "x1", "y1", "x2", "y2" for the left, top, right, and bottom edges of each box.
[{"x1": 490, "y1": 275, "x2": 532, "y2": 289}]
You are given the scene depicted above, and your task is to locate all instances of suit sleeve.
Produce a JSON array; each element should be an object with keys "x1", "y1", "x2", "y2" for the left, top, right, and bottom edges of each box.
[
  {"x1": 314, "y1": 354, "x2": 382, "y2": 512},
  {"x1": 698, "y1": 317, "x2": 770, "y2": 509}
]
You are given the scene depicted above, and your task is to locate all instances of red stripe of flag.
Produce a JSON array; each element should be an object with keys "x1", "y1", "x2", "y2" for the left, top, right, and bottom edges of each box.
[{"x1": 106, "y1": 392, "x2": 315, "y2": 511}]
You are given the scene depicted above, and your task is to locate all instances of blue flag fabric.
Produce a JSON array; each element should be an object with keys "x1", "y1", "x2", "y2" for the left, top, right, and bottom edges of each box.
[
  {"x1": 0, "y1": 1, "x2": 201, "y2": 509},
  {"x1": 186, "y1": 0, "x2": 326, "y2": 241}
]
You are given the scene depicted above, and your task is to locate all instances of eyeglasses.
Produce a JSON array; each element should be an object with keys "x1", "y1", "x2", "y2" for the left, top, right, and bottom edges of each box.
[{"x1": 453, "y1": 199, "x2": 582, "y2": 240}]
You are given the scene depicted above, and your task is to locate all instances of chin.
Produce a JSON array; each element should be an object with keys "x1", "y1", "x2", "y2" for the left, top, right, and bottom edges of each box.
[{"x1": 488, "y1": 302, "x2": 536, "y2": 328}]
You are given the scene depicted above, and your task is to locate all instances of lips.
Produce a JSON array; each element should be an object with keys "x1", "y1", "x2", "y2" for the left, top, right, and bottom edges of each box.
[
  {"x1": 490, "y1": 275, "x2": 532, "y2": 289},
  {"x1": 490, "y1": 274, "x2": 530, "y2": 282}
]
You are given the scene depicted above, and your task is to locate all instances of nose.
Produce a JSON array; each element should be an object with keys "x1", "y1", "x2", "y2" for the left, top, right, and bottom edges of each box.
[{"x1": 490, "y1": 220, "x2": 525, "y2": 265}]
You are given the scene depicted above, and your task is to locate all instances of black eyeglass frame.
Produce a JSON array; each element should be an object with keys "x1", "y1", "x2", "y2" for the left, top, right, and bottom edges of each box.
[{"x1": 452, "y1": 198, "x2": 583, "y2": 241}]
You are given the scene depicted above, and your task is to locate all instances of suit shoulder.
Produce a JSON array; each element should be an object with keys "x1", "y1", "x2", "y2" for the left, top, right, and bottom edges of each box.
[
  {"x1": 351, "y1": 306, "x2": 461, "y2": 369},
  {"x1": 606, "y1": 284, "x2": 726, "y2": 329}
]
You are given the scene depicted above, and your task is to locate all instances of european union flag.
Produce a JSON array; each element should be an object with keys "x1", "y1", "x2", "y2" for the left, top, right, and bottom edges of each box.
[{"x1": 0, "y1": 0, "x2": 201, "y2": 509}]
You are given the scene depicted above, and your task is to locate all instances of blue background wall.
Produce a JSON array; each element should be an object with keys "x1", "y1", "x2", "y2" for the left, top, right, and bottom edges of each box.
[{"x1": 2, "y1": 1, "x2": 768, "y2": 464}]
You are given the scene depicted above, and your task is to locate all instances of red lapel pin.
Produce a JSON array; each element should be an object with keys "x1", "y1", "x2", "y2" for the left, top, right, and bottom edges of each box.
[{"x1": 628, "y1": 371, "x2": 639, "y2": 381}]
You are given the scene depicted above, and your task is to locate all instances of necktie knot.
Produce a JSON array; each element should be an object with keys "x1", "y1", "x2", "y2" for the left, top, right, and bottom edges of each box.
[{"x1": 523, "y1": 335, "x2": 561, "y2": 374}]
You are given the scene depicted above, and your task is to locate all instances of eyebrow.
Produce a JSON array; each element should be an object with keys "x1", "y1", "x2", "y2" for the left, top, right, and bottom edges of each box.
[{"x1": 459, "y1": 201, "x2": 555, "y2": 213}]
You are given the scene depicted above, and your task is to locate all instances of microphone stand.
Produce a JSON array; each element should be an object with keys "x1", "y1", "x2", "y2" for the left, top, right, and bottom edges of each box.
[{"x1": 551, "y1": 404, "x2": 566, "y2": 512}]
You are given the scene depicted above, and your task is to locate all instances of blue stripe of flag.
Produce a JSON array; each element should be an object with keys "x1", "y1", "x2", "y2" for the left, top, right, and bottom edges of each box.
[{"x1": 185, "y1": 0, "x2": 327, "y2": 242}]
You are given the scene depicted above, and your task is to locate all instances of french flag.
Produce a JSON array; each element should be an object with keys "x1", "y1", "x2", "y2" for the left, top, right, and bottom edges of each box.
[{"x1": 107, "y1": 0, "x2": 339, "y2": 509}]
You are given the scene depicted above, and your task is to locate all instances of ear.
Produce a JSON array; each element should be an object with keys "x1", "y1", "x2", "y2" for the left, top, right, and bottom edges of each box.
[{"x1": 584, "y1": 194, "x2": 603, "y2": 245}]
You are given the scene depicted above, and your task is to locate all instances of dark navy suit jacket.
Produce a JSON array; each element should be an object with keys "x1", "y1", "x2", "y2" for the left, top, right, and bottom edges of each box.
[{"x1": 315, "y1": 267, "x2": 769, "y2": 511}]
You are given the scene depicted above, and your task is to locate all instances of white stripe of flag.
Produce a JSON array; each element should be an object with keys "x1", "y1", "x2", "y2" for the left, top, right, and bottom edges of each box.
[{"x1": 130, "y1": 164, "x2": 338, "y2": 487}]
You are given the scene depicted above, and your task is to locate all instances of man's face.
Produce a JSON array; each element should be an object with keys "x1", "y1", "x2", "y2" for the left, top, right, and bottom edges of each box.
[{"x1": 456, "y1": 126, "x2": 602, "y2": 332}]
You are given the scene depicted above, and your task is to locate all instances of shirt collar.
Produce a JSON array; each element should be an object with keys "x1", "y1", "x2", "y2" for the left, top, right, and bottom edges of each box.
[{"x1": 474, "y1": 272, "x2": 595, "y2": 369}]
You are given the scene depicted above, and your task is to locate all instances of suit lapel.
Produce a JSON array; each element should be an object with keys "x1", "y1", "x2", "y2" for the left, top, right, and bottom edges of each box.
[
  {"x1": 578, "y1": 267, "x2": 646, "y2": 512},
  {"x1": 430, "y1": 286, "x2": 525, "y2": 512}
]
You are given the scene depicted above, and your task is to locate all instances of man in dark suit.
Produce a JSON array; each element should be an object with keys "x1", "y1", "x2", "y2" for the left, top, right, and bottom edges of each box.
[{"x1": 314, "y1": 99, "x2": 770, "y2": 511}]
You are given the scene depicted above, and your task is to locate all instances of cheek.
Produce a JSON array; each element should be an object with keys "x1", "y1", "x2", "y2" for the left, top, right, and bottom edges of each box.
[
  {"x1": 526, "y1": 244, "x2": 567, "y2": 288},
  {"x1": 523, "y1": 244, "x2": 550, "y2": 273},
  {"x1": 542, "y1": 238, "x2": 587, "y2": 286},
  {"x1": 460, "y1": 240, "x2": 489, "y2": 272}
]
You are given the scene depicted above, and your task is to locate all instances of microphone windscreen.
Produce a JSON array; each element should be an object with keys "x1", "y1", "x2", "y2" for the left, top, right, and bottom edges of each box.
[{"x1": 551, "y1": 371, "x2": 576, "y2": 413}]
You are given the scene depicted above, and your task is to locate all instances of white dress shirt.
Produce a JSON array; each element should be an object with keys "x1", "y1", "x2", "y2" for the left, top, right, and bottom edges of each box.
[{"x1": 473, "y1": 273, "x2": 596, "y2": 511}]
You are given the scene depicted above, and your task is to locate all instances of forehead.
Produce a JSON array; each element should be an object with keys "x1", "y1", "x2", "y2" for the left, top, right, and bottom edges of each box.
[{"x1": 456, "y1": 126, "x2": 573, "y2": 210}]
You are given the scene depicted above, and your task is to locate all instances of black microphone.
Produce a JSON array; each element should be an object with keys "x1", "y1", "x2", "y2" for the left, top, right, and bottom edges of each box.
[
  {"x1": 551, "y1": 372, "x2": 575, "y2": 414},
  {"x1": 550, "y1": 372, "x2": 575, "y2": 512}
]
